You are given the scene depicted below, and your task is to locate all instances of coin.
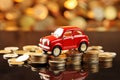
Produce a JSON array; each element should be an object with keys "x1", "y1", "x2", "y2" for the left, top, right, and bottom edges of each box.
[
  {"x1": 87, "y1": 46, "x2": 103, "y2": 50},
  {"x1": 16, "y1": 54, "x2": 29, "y2": 62},
  {"x1": 0, "y1": 0, "x2": 13, "y2": 11},
  {"x1": 64, "y1": 0, "x2": 78, "y2": 10},
  {"x1": 5, "y1": 8, "x2": 21, "y2": 20},
  {"x1": 104, "y1": 6, "x2": 117, "y2": 20},
  {"x1": 8, "y1": 58, "x2": 24, "y2": 66},
  {"x1": 4, "y1": 47, "x2": 19, "y2": 52},
  {"x1": 69, "y1": 17, "x2": 87, "y2": 30},
  {"x1": 33, "y1": 4, "x2": 48, "y2": 20},
  {"x1": 23, "y1": 45, "x2": 40, "y2": 52},
  {"x1": 14, "y1": 50, "x2": 28, "y2": 55},
  {"x1": 0, "y1": 50, "x2": 11, "y2": 54},
  {"x1": 64, "y1": 10, "x2": 76, "y2": 20},
  {"x1": 3, "y1": 53, "x2": 18, "y2": 59}
]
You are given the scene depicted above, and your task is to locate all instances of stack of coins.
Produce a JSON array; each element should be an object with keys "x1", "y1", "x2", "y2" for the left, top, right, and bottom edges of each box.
[
  {"x1": 49, "y1": 55, "x2": 66, "y2": 70},
  {"x1": 66, "y1": 50, "x2": 82, "y2": 66},
  {"x1": 29, "y1": 53, "x2": 48, "y2": 64},
  {"x1": 99, "y1": 52, "x2": 116, "y2": 62},
  {"x1": 99, "y1": 52, "x2": 116, "y2": 68},
  {"x1": 83, "y1": 50, "x2": 99, "y2": 63},
  {"x1": 67, "y1": 54, "x2": 82, "y2": 65},
  {"x1": 49, "y1": 51, "x2": 67, "y2": 69}
]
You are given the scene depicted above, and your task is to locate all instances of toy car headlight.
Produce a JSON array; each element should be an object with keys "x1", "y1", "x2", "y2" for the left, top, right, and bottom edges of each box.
[
  {"x1": 40, "y1": 38, "x2": 42, "y2": 42},
  {"x1": 42, "y1": 39, "x2": 50, "y2": 45},
  {"x1": 47, "y1": 40, "x2": 50, "y2": 45}
]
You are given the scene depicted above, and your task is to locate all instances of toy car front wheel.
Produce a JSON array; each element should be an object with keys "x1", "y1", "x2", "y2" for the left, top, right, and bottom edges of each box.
[
  {"x1": 52, "y1": 46, "x2": 61, "y2": 57},
  {"x1": 78, "y1": 42, "x2": 88, "y2": 52}
]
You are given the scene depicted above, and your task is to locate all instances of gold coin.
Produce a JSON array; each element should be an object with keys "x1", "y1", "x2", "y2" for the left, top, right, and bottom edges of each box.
[
  {"x1": 99, "y1": 52, "x2": 116, "y2": 58},
  {"x1": 33, "y1": 4, "x2": 48, "y2": 20},
  {"x1": 47, "y1": 1, "x2": 59, "y2": 13},
  {"x1": 8, "y1": 58, "x2": 24, "y2": 66},
  {"x1": 0, "y1": 0, "x2": 13, "y2": 11},
  {"x1": 23, "y1": 45, "x2": 39, "y2": 52},
  {"x1": 3, "y1": 53, "x2": 18, "y2": 59},
  {"x1": 4, "y1": 47, "x2": 19, "y2": 52},
  {"x1": 64, "y1": 0, "x2": 78, "y2": 10},
  {"x1": 104, "y1": 6, "x2": 117, "y2": 20},
  {"x1": 14, "y1": 50, "x2": 28, "y2": 55},
  {"x1": 0, "y1": 50, "x2": 11, "y2": 54},
  {"x1": 87, "y1": 46, "x2": 103, "y2": 50}
]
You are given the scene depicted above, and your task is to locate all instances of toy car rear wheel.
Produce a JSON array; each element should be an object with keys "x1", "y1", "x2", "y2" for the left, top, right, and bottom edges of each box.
[
  {"x1": 52, "y1": 46, "x2": 61, "y2": 57},
  {"x1": 78, "y1": 42, "x2": 88, "y2": 52}
]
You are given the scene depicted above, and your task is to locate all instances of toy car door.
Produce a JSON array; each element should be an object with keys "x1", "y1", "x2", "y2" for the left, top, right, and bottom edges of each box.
[{"x1": 62, "y1": 30, "x2": 75, "y2": 49}]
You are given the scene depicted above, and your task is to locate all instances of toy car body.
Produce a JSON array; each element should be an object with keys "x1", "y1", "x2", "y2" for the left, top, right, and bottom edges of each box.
[{"x1": 39, "y1": 26, "x2": 89, "y2": 56}]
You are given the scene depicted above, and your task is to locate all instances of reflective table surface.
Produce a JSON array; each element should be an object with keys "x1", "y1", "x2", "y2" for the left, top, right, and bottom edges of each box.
[{"x1": 0, "y1": 31, "x2": 120, "y2": 80}]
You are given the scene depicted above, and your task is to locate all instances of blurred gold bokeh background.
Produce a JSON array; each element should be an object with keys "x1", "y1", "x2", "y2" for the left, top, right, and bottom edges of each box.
[{"x1": 0, "y1": 0, "x2": 120, "y2": 31}]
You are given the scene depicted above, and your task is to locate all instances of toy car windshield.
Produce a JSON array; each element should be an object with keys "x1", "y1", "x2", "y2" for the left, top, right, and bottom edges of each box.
[{"x1": 53, "y1": 28, "x2": 64, "y2": 38}]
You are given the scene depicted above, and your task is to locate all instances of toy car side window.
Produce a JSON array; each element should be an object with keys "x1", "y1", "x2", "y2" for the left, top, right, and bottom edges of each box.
[
  {"x1": 63, "y1": 31, "x2": 72, "y2": 38},
  {"x1": 74, "y1": 30, "x2": 82, "y2": 35}
]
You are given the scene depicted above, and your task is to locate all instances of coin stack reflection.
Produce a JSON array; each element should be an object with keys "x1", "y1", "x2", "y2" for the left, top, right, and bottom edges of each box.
[
  {"x1": 99, "y1": 52, "x2": 116, "y2": 68},
  {"x1": 49, "y1": 54, "x2": 66, "y2": 69}
]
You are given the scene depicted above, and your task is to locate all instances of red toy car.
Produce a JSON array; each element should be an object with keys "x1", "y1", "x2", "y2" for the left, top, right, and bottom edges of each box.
[{"x1": 39, "y1": 26, "x2": 89, "y2": 56}]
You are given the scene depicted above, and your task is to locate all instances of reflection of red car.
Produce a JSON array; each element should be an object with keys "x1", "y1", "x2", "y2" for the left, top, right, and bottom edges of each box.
[
  {"x1": 39, "y1": 26, "x2": 89, "y2": 56},
  {"x1": 39, "y1": 70, "x2": 88, "y2": 80}
]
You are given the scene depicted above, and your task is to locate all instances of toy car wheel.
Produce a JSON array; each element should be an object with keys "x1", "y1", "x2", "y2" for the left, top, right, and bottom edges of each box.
[
  {"x1": 78, "y1": 42, "x2": 87, "y2": 52},
  {"x1": 52, "y1": 46, "x2": 61, "y2": 57}
]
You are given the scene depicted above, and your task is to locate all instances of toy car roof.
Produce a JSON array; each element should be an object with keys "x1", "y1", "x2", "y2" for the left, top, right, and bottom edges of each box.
[
  {"x1": 61, "y1": 26, "x2": 82, "y2": 31},
  {"x1": 60, "y1": 26, "x2": 83, "y2": 33}
]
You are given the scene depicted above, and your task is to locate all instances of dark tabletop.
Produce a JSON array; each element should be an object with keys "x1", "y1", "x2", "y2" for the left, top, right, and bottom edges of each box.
[{"x1": 0, "y1": 31, "x2": 120, "y2": 80}]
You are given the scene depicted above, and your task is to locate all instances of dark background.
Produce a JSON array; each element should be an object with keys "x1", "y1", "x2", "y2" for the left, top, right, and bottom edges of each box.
[{"x1": 0, "y1": 31, "x2": 120, "y2": 80}]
